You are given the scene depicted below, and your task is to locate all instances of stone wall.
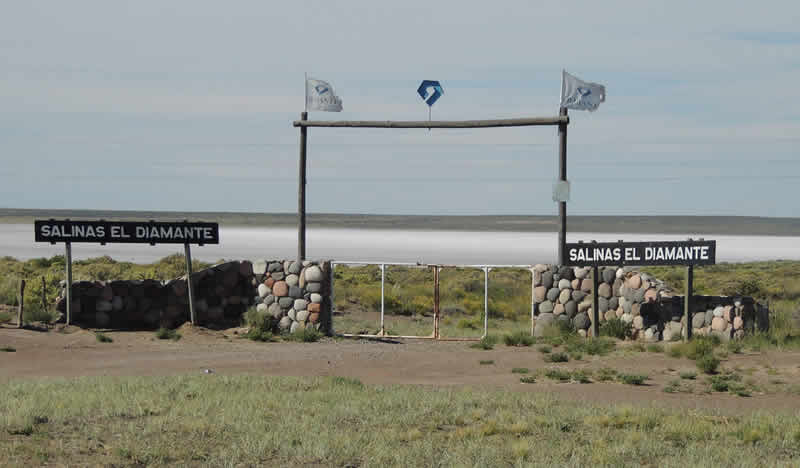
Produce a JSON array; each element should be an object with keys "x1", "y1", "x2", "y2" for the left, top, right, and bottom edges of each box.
[
  {"x1": 55, "y1": 259, "x2": 332, "y2": 333},
  {"x1": 531, "y1": 264, "x2": 768, "y2": 341}
]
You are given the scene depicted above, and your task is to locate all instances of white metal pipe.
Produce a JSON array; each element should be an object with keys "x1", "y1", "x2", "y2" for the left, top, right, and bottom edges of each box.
[
  {"x1": 380, "y1": 263, "x2": 385, "y2": 335},
  {"x1": 483, "y1": 267, "x2": 489, "y2": 338}
]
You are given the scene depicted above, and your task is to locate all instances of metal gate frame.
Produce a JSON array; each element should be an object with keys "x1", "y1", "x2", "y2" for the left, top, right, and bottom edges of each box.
[{"x1": 331, "y1": 261, "x2": 534, "y2": 341}]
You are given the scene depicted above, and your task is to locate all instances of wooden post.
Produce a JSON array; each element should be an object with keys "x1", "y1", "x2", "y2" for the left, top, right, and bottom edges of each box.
[
  {"x1": 65, "y1": 242, "x2": 72, "y2": 326},
  {"x1": 557, "y1": 107, "x2": 568, "y2": 265},
  {"x1": 298, "y1": 111, "x2": 308, "y2": 262},
  {"x1": 184, "y1": 243, "x2": 196, "y2": 326},
  {"x1": 592, "y1": 264, "x2": 600, "y2": 338},
  {"x1": 433, "y1": 266, "x2": 440, "y2": 339},
  {"x1": 17, "y1": 279, "x2": 25, "y2": 328},
  {"x1": 684, "y1": 265, "x2": 693, "y2": 342}
]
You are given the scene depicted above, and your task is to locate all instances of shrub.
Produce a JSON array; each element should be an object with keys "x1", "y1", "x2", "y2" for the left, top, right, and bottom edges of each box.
[
  {"x1": 243, "y1": 306, "x2": 276, "y2": 342},
  {"x1": 595, "y1": 367, "x2": 618, "y2": 382},
  {"x1": 469, "y1": 335, "x2": 497, "y2": 350},
  {"x1": 663, "y1": 380, "x2": 682, "y2": 393},
  {"x1": 618, "y1": 373, "x2": 648, "y2": 385},
  {"x1": 479, "y1": 360, "x2": 494, "y2": 365},
  {"x1": 246, "y1": 329, "x2": 275, "y2": 342},
  {"x1": 519, "y1": 376, "x2": 536, "y2": 384},
  {"x1": 544, "y1": 352, "x2": 569, "y2": 363},
  {"x1": 568, "y1": 352, "x2": 583, "y2": 361},
  {"x1": 727, "y1": 341, "x2": 744, "y2": 354},
  {"x1": 283, "y1": 327, "x2": 322, "y2": 343},
  {"x1": 696, "y1": 354, "x2": 720, "y2": 374},
  {"x1": 155, "y1": 328, "x2": 181, "y2": 341},
  {"x1": 0, "y1": 311, "x2": 12, "y2": 324},
  {"x1": 504, "y1": 331, "x2": 534, "y2": 347},
  {"x1": 537, "y1": 345, "x2": 552, "y2": 354},
  {"x1": 647, "y1": 344, "x2": 664, "y2": 353},
  {"x1": 710, "y1": 376, "x2": 729, "y2": 392},
  {"x1": 543, "y1": 369, "x2": 572, "y2": 382},
  {"x1": 679, "y1": 371, "x2": 697, "y2": 380},
  {"x1": 0, "y1": 346, "x2": 15, "y2": 352},
  {"x1": 572, "y1": 370, "x2": 592, "y2": 383},
  {"x1": 600, "y1": 318, "x2": 632, "y2": 340},
  {"x1": 566, "y1": 337, "x2": 615, "y2": 356},
  {"x1": 511, "y1": 367, "x2": 529, "y2": 374},
  {"x1": 630, "y1": 342, "x2": 646, "y2": 352},
  {"x1": 95, "y1": 332, "x2": 113, "y2": 343},
  {"x1": 685, "y1": 336, "x2": 721, "y2": 360}
]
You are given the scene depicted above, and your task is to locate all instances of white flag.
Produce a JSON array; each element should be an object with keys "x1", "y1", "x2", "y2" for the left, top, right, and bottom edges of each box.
[
  {"x1": 306, "y1": 77, "x2": 343, "y2": 112},
  {"x1": 560, "y1": 70, "x2": 606, "y2": 112}
]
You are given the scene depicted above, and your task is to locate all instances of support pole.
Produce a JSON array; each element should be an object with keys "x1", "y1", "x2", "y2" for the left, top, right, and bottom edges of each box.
[
  {"x1": 433, "y1": 266, "x2": 440, "y2": 339},
  {"x1": 530, "y1": 268, "x2": 535, "y2": 336},
  {"x1": 483, "y1": 267, "x2": 489, "y2": 338},
  {"x1": 298, "y1": 111, "x2": 308, "y2": 262},
  {"x1": 684, "y1": 265, "x2": 693, "y2": 342},
  {"x1": 380, "y1": 264, "x2": 385, "y2": 336},
  {"x1": 592, "y1": 264, "x2": 600, "y2": 338},
  {"x1": 17, "y1": 279, "x2": 25, "y2": 328},
  {"x1": 65, "y1": 242, "x2": 72, "y2": 326},
  {"x1": 40, "y1": 276, "x2": 47, "y2": 315},
  {"x1": 557, "y1": 107, "x2": 568, "y2": 265},
  {"x1": 184, "y1": 243, "x2": 196, "y2": 326}
]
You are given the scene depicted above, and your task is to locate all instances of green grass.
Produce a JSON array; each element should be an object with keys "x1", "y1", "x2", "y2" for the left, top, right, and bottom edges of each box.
[
  {"x1": 565, "y1": 337, "x2": 616, "y2": 356},
  {"x1": 511, "y1": 368, "x2": 529, "y2": 374},
  {"x1": 537, "y1": 344, "x2": 552, "y2": 354},
  {"x1": 95, "y1": 333, "x2": 113, "y2": 343},
  {"x1": 600, "y1": 318, "x2": 632, "y2": 340},
  {"x1": 618, "y1": 373, "x2": 648, "y2": 386},
  {"x1": 0, "y1": 311, "x2": 12, "y2": 323},
  {"x1": 696, "y1": 354, "x2": 721, "y2": 374},
  {"x1": 646, "y1": 343, "x2": 664, "y2": 353},
  {"x1": 283, "y1": 327, "x2": 322, "y2": 343},
  {"x1": 469, "y1": 334, "x2": 498, "y2": 350},
  {"x1": 543, "y1": 351, "x2": 569, "y2": 363},
  {"x1": 154, "y1": 328, "x2": 181, "y2": 341},
  {"x1": 679, "y1": 371, "x2": 697, "y2": 380},
  {"x1": 503, "y1": 330, "x2": 535, "y2": 347},
  {"x1": 479, "y1": 360, "x2": 494, "y2": 365},
  {"x1": 2, "y1": 374, "x2": 800, "y2": 466},
  {"x1": 595, "y1": 367, "x2": 618, "y2": 382}
]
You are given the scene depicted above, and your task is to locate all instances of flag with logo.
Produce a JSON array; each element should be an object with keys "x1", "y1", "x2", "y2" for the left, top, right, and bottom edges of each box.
[
  {"x1": 306, "y1": 76, "x2": 343, "y2": 112},
  {"x1": 560, "y1": 70, "x2": 606, "y2": 112}
]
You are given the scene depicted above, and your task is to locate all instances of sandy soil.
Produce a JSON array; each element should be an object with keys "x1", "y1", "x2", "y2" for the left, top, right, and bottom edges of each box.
[{"x1": 1, "y1": 324, "x2": 799, "y2": 415}]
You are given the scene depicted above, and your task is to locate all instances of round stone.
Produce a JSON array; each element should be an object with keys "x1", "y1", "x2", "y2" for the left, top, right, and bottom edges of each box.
[
  {"x1": 309, "y1": 312, "x2": 320, "y2": 324},
  {"x1": 294, "y1": 299, "x2": 308, "y2": 311},
  {"x1": 290, "y1": 321, "x2": 300, "y2": 333},
  {"x1": 564, "y1": 300, "x2": 577, "y2": 318},
  {"x1": 608, "y1": 296, "x2": 619, "y2": 311},
  {"x1": 613, "y1": 278, "x2": 623, "y2": 296},
  {"x1": 256, "y1": 303, "x2": 268, "y2": 314},
  {"x1": 574, "y1": 267, "x2": 589, "y2": 279},
  {"x1": 616, "y1": 268, "x2": 625, "y2": 279},
  {"x1": 615, "y1": 307, "x2": 624, "y2": 318},
  {"x1": 713, "y1": 306, "x2": 724, "y2": 318},
  {"x1": 641, "y1": 280, "x2": 651, "y2": 291},
  {"x1": 310, "y1": 293, "x2": 323, "y2": 304},
  {"x1": 573, "y1": 312, "x2": 590, "y2": 330},
  {"x1": 264, "y1": 295, "x2": 275, "y2": 306},
  {"x1": 308, "y1": 303, "x2": 321, "y2": 313},
  {"x1": 723, "y1": 306, "x2": 733, "y2": 323},
  {"x1": 580, "y1": 279, "x2": 593, "y2": 292},
  {"x1": 534, "y1": 264, "x2": 549, "y2": 273},
  {"x1": 278, "y1": 297, "x2": 294, "y2": 308},
  {"x1": 296, "y1": 309, "x2": 310, "y2": 323},
  {"x1": 252, "y1": 260, "x2": 268, "y2": 275},
  {"x1": 541, "y1": 271, "x2": 554, "y2": 289},
  {"x1": 305, "y1": 265, "x2": 323, "y2": 282},
  {"x1": 533, "y1": 286, "x2": 547, "y2": 303},
  {"x1": 711, "y1": 317, "x2": 726, "y2": 332},
  {"x1": 553, "y1": 303, "x2": 565, "y2": 315},
  {"x1": 279, "y1": 316, "x2": 291, "y2": 330},
  {"x1": 571, "y1": 279, "x2": 581, "y2": 290},
  {"x1": 288, "y1": 261, "x2": 302, "y2": 275},
  {"x1": 558, "y1": 278, "x2": 571, "y2": 290},
  {"x1": 733, "y1": 316, "x2": 744, "y2": 330},
  {"x1": 578, "y1": 329, "x2": 587, "y2": 338},
  {"x1": 272, "y1": 281, "x2": 288, "y2": 297},
  {"x1": 598, "y1": 296, "x2": 609, "y2": 313},
  {"x1": 604, "y1": 310, "x2": 616, "y2": 321},
  {"x1": 598, "y1": 283, "x2": 612, "y2": 299},
  {"x1": 289, "y1": 286, "x2": 304, "y2": 298},
  {"x1": 628, "y1": 274, "x2": 642, "y2": 289},
  {"x1": 631, "y1": 303, "x2": 641, "y2": 316},
  {"x1": 705, "y1": 309, "x2": 714, "y2": 324},
  {"x1": 268, "y1": 262, "x2": 282, "y2": 273},
  {"x1": 558, "y1": 266, "x2": 575, "y2": 281},
  {"x1": 602, "y1": 268, "x2": 615, "y2": 283},
  {"x1": 572, "y1": 290, "x2": 586, "y2": 302},
  {"x1": 644, "y1": 328, "x2": 655, "y2": 342},
  {"x1": 558, "y1": 289, "x2": 572, "y2": 304},
  {"x1": 692, "y1": 312, "x2": 706, "y2": 329},
  {"x1": 288, "y1": 309, "x2": 296, "y2": 321},
  {"x1": 578, "y1": 300, "x2": 592, "y2": 313},
  {"x1": 621, "y1": 313, "x2": 633, "y2": 324},
  {"x1": 534, "y1": 269, "x2": 542, "y2": 286},
  {"x1": 539, "y1": 300, "x2": 554, "y2": 314},
  {"x1": 258, "y1": 283, "x2": 270, "y2": 298},
  {"x1": 633, "y1": 288, "x2": 646, "y2": 303},
  {"x1": 286, "y1": 274, "x2": 299, "y2": 287},
  {"x1": 306, "y1": 282, "x2": 322, "y2": 293},
  {"x1": 546, "y1": 287, "x2": 560, "y2": 302},
  {"x1": 268, "y1": 303, "x2": 283, "y2": 319}
]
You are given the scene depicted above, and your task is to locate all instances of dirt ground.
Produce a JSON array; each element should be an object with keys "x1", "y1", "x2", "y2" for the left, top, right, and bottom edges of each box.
[{"x1": 1, "y1": 323, "x2": 799, "y2": 415}]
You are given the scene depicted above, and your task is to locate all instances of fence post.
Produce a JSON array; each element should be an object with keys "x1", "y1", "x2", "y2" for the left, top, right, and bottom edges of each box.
[
  {"x1": 40, "y1": 276, "x2": 47, "y2": 315},
  {"x1": 380, "y1": 264, "x2": 385, "y2": 336},
  {"x1": 530, "y1": 267, "x2": 535, "y2": 336},
  {"x1": 592, "y1": 265, "x2": 600, "y2": 337},
  {"x1": 65, "y1": 241, "x2": 72, "y2": 326},
  {"x1": 17, "y1": 279, "x2": 25, "y2": 328},
  {"x1": 684, "y1": 265, "x2": 693, "y2": 342},
  {"x1": 483, "y1": 267, "x2": 489, "y2": 338},
  {"x1": 184, "y1": 243, "x2": 196, "y2": 326},
  {"x1": 433, "y1": 266, "x2": 440, "y2": 339}
]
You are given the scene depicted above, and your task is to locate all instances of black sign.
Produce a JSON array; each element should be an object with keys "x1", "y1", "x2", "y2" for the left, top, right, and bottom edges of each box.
[
  {"x1": 565, "y1": 240, "x2": 716, "y2": 267},
  {"x1": 34, "y1": 220, "x2": 219, "y2": 245}
]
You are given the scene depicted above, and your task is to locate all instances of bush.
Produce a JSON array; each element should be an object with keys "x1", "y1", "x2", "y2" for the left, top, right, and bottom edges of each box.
[
  {"x1": 243, "y1": 306, "x2": 276, "y2": 341},
  {"x1": 155, "y1": 328, "x2": 181, "y2": 341},
  {"x1": 95, "y1": 332, "x2": 113, "y2": 343},
  {"x1": 503, "y1": 331, "x2": 534, "y2": 347},
  {"x1": 679, "y1": 371, "x2": 697, "y2": 380},
  {"x1": 618, "y1": 373, "x2": 648, "y2": 385},
  {"x1": 543, "y1": 369, "x2": 572, "y2": 382},
  {"x1": 544, "y1": 352, "x2": 569, "y2": 363},
  {"x1": 469, "y1": 335, "x2": 497, "y2": 350},
  {"x1": 511, "y1": 367, "x2": 529, "y2": 374},
  {"x1": 479, "y1": 360, "x2": 494, "y2": 365},
  {"x1": 519, "y1": 376, "x2": 536, "y2": 384},
  {"x1": 595, "y1": 367, "x2": 618, "y2": 382},
  {"x1": 600, "y1": 318, "x2": 632, "y2": 340},
  {"x1": 537, "y1": 345, "x2": 552, "y2": 354},
  {"x1": 727, "y1": 341, "x2": 744, "y2": 354},
  {"x1": 630, "y1": 342, "x2": 646, "y2": 352},
  {"x1": 572, "y1": 370, "x2": 592, "y2": 383},
  {"x1": 284, "y1": 327, "x2": 321, "y2": 343},
  {"x1": 696, "y1": 354, "x2": 720, "y2": 374},
  {"x1": 566, "y1": 337, "x2": 615, "y2": 356},
  {"x1": 0, "y1": 346, "x2": 15, "y2": 352},
  {"x1": 0, "y1": 311, "x2": 12, "y2": 323}
]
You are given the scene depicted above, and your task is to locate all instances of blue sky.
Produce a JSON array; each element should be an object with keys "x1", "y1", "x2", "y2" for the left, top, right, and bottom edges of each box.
[{"x1": 1, "y1": 1, "x2": 798, "y2": 217}]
